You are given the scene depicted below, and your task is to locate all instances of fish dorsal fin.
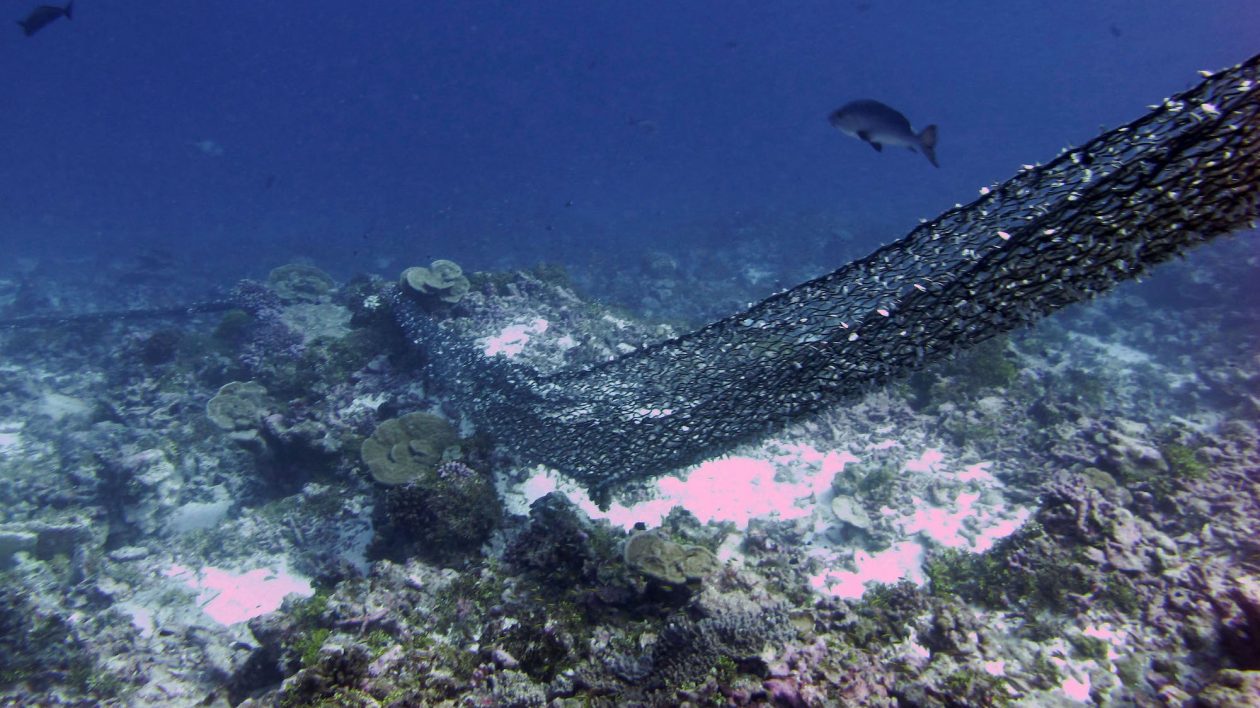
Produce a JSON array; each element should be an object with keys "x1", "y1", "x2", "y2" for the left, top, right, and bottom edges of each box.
[{"x1": 857, "y1": 131, "x2": 883, "y2": 151}]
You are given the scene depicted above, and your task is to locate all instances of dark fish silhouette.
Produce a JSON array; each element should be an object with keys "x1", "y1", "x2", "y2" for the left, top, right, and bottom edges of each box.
[
  {"x1": 829, "y1": 99, "x2": 939, "y2": 167},
  {"x1": 17, "y1": 1, "x2": 72, "y2": 37}
]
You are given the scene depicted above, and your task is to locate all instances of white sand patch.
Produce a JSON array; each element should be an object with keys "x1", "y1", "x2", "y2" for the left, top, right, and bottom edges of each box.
[
  {"x1": 341, "y1": 393, "x2": 389, "y2": 419},
  {"x1": 163, "y1": 563, "x2": 313, "y2": 625},
  {"x1": 37, "y1": 391, "x2": 92, "y2": 421},
  {"x1": 600, "y1": 313, "x2": 632, "y2": 330},
  {"x1": 0, "y1": 430, "x2": 22, "y2": 456},
  {"x1": 1068, "y1": 332, "x2": 1151, "y2": 365},
  {"x1": 120, "y1": 602, "x2": 156, "y2": 638},
  {"x1": 167, "y1": 500, "x2": 232, "y2": 534}
]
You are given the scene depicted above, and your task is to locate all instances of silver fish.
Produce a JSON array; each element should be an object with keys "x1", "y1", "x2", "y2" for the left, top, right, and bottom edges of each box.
[{"x1": 828, "y1": 99, "x2": 938, "y2": 168}]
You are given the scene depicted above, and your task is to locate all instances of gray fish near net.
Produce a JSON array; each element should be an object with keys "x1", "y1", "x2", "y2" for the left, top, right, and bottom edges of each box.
[{"x1": 395, "y1": 53, "x2": 1260, "y2": 507}]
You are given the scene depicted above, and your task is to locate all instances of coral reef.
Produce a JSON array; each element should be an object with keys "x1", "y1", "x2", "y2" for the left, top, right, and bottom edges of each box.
[
  {"x1": 0, "y1": 58, "x2": 1257, "y2": 705},
  {"x1": 0, "y1": 238, "x2": 1254, "y2": 706}
]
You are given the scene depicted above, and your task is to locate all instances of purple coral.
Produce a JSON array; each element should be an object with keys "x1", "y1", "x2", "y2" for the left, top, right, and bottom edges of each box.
[
  {"x1": 436, "y1": 460, "x2": 477, "y2": 481},
  {"x1": 228, "y1": 279, "x2": 307, "y2": 371},
  {"x1": 231, "y1": 279, "x2": 284, "y2": 319}
]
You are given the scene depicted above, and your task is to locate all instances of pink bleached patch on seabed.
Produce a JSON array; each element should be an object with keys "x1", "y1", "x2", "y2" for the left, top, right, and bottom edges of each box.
[
  {"x1": 973, "y1": 510, "x2": 1031, "y2": 552},
  {"x1": 770, "y1": 442, "x2": 828, "y2": 466},
  {"x1": 1083, "y1": 623, "x2": 1125, "y2": 660},
  {"x1": 164, "y1": 563, "x2": 313, "y2": 625},
  {"x1": 901, "y1": 491, "x2": 981, "y2": 548},
  {"x1": 511, "y1": 442, "x2": 1030, "y2": 599},
  {"x1": 1061, "y1": 675, "x2": 1091, "y2": 702},
  {"x1": 770, "y1": 444, "x2": 861, "y2": 498},
  {"x1": 808, "y1": 541, "x2": 924, "y2": 600},
  {"x1": 900, "y1": 491, "x2": 1031, "y2": 552},
  {"x1": 904, "y1": 448, "x2": 944, "y2": 473},
  {"x1": 481, "y1": 319, "x2": 549, "y2": 358},
  {"x1": 517, "y1": 450, "x2": 847, "y2": 531},
  {"x1": 656, "y1": 457, "x2": 816, "y2": 528},
  {"x1": 956, "y1": 462, "x2": 996, "y2": 483}
]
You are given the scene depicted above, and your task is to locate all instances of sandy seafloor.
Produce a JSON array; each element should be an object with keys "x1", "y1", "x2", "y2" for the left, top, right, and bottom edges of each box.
[{"x1": 0, "y1": 229, "x2": 1257, "y2": 706}]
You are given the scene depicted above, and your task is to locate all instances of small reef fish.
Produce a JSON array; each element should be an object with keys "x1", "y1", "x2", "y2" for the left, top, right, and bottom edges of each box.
[
  {"x1": 194, "y1": 139, "x2": 225, "y2": 157},
  {"x1": 828, "y1": 99, "x2": 939, "y2": 167},
  {"x1": 17, "y1": 1, "x2": 72, "y2": 36}
]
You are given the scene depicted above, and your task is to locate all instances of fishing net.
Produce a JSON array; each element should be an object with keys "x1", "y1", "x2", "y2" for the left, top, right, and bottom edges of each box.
[{"x1": 396, "y1": 54, "x2": 1260, "y2": 505}]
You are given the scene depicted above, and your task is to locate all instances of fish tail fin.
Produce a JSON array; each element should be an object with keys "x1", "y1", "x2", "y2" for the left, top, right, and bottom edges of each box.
[
  {"x1": 919, "y1": 125, "x2": 939, "y2": 167},
  {"x1": 64, "y1": 1, "x2": 73, "y2": 19},
  {"x1": 16, "y1": 20, "x2": 30, "y2": 35}
]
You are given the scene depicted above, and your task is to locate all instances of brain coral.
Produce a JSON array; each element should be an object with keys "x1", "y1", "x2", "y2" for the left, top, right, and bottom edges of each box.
[{"x1": 360, "y1": 412, "x2": 461, "y2": 486}]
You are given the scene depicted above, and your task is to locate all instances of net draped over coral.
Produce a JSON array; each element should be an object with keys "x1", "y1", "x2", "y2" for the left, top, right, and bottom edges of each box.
[{"x1": 395, "y1": 54, "x2": 1260, "y2": 506}]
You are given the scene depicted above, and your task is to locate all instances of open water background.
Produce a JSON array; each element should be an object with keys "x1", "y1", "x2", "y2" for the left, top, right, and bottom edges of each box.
[{"x1": 2, "y1": 2, "x2": 1257, "y2": 300}]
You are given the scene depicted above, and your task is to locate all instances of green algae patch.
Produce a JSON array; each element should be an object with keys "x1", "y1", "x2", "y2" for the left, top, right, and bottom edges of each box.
[
  {"x1": 1159, "y1": 443, "x2": 1208, "y2": 481},
  {"x1": 923, "y1": 523, "x2": 1092, "y2": 611}
]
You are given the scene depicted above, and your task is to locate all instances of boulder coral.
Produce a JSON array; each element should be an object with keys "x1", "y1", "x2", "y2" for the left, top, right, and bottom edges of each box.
[
  {"x1": 623, "y1": 530, "x2": 719, "y2": 585},
  {"x1": 399, "y1": 259, "x2": 470, "y2": 311},
  {"x1": 206, "y1": 381, "x2": 273, "y2": 432},
  {"x1": 360, "y1": 412, "x2": 460, "y2": 486},
  {"x1": 267, "y1": 263, "x2": 337, "y2": 304}
]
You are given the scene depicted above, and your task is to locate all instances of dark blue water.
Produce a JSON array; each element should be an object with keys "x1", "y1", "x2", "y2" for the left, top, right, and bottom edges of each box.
[{"x1": 2, "y1": 2, "x2": 1257, "y2": 290}]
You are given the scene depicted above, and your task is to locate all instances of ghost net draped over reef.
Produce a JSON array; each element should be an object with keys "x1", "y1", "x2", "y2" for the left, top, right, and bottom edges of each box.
[{"x1": 393, "y1": 54, "x2": 1260, "y2": 506}]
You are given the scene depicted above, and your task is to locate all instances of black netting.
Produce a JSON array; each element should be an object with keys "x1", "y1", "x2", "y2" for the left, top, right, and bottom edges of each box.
[{"x1": 396, "y1": 55, "x2": 1260, "y2": 506}]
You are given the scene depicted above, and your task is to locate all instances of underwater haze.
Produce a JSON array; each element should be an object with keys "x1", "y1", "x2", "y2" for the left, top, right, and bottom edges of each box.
[{"x1": 3, "y1": 2, "x2": 1258, "y2": 287}]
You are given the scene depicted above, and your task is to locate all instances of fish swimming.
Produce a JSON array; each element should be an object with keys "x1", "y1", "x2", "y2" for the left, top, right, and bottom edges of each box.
[
  {"x1": 17, "y1": 1, "x2": 72, "y2": 37},
  {"x1": 828, "y1": 99, "x2": 939, "y2": 167}
]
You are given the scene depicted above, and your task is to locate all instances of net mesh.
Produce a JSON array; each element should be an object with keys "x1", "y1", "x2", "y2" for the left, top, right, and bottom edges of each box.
[{"x1": 395, "y1": 55, "x2": 1260, "y2": 505}]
